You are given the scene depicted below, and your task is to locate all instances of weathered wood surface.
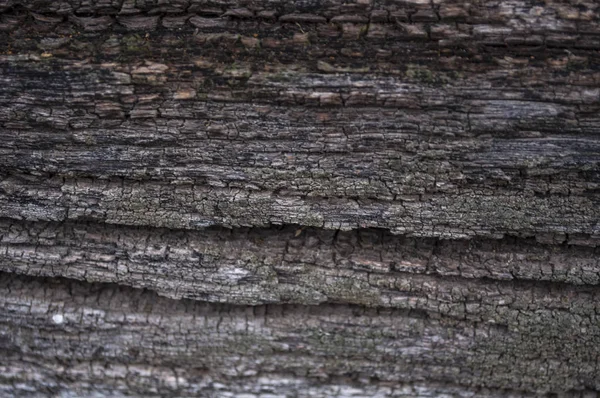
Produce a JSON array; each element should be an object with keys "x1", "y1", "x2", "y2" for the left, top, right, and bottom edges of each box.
[
  {"x1": 1, "y1": 273, "x2": 600, "y2": 397},
  {"x1": 2, "y1": 219, "x2": 600, "y2": 306},
  {"x1": 0, "y1": 0, "x2": 599, "y2": 396},
  {"x1": 1, "y1": 0, "x2": 599, "y2": 239}
]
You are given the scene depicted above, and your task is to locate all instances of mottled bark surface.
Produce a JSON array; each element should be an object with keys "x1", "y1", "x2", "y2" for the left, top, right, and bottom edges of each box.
[{"x1": 0, "y1": 0, "x2": 599, "y2": 396}]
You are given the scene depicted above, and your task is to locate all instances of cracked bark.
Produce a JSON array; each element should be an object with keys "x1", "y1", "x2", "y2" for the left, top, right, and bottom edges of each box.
[{"x1": 0, "y1": 0, "x2": 599, "y2": 396}]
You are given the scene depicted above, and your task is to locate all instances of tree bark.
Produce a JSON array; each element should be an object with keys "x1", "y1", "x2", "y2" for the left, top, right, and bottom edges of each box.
[{"x1": 0, "y1": 0, "x2": 599, "y2": 396}]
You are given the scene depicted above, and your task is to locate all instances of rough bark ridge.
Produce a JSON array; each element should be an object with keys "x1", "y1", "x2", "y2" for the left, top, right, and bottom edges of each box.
[{"x1": 0, "y1": 0, "x2": 599, "y2": 396}]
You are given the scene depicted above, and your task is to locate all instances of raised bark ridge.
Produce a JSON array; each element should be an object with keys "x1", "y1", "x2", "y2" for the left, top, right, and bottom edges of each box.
[{"x1": 0, "y1": 0, "x2": 599, "y2": 396}]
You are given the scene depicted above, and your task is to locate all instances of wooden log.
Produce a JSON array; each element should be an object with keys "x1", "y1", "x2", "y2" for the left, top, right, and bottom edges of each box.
[{"x1": 0, "y1": 0, "x2": 599, "y2": 395}]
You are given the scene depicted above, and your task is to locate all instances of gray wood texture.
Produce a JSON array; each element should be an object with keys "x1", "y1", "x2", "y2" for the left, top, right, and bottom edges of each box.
[{"x1": 0, "y1": 0, "x2": 599, "y2": 396}]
